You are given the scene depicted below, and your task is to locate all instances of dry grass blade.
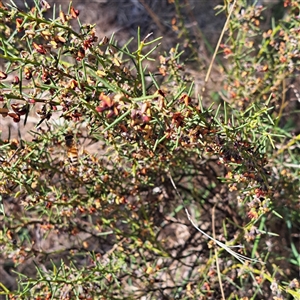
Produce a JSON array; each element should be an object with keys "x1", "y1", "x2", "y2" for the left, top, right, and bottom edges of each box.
[{"x1": 202, "y1": 0, "x2": 237, "y2": 97}]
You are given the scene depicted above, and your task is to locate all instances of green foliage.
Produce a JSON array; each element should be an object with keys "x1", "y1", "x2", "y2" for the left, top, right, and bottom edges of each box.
[{"x1": 0, "y1": 0, "x2": 299, "y2": 299}]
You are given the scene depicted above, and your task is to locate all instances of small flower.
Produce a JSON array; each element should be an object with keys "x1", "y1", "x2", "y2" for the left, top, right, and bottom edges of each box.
[
  {"x1": 24, "y1": 67, "x2": 32, "y2": 80},
  {"x1": 96, "y1": 93, "x2": 119, "y2": 118},
  {"x1": 32, "y1": 42, "x2": 47, "y2": 55},
  {"x1": 68, "y1": 79, "x2": 78, "y2": 90},
  {"x1": 247, "y1": 209, "x2": 258, "y2": 220}
]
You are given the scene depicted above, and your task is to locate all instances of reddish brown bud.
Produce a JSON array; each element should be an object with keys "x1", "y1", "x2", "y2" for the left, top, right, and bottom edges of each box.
[
  {"x1": 180, "y1": 94, "x2": 191, "y2": 106},
  {"x1": 95, "y1": 106, "x2": 104, "y2": 113},
  {"x1": 53, "y1": 35, "x2": 66, "y2": 47},
  {"x1": 68, "y1": 79, "x2": 78, "y2": 89},
  {"x1": 76, "y1": 47, "x2": 85, "y2": 61},
  {"x1": 157, "y1": 89, "x2": 165, "y2": 97},
  {"x1": 33, "y1": 42, "x2": 47, "y2": 55},
  {"x1": 142, "y1": 115, "x2": 151, "y2": 123},
  {"x1": 0, "y1": 71, "x2": 7, "y2": 80},
  {"x1": 107, "y1": 110, "x2": 115, "y2": 118},
  {"x1": 16, "y1": 18, "x2": 23, "y2": 32},
  {"x1": 11, "y1": 103, "x2": 28, "y2": 115},
  {"x1": 99, "y1": 92, "x2": 114, "y2": 108},
  {"x1": 24, "y1": 67, "x2": 32, "y2": 80},
  {"x1": 8, "y1": 112, "x2": 21, "y2": 122},
  {"x1": 41, "y1": 70, "x2": 50, "y2": 84},
  {"x1": 172, "y1": 112, "x2": 184, "y2": 127},
  {"x1": 70, "y1": 6, "x2": 79, "y2": 18},
  {"x1": 12, "y1": 76, "x2": 20, "y2": 85}
]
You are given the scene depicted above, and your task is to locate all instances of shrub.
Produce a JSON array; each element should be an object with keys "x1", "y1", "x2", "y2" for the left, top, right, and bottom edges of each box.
[{"x1": 0, "y1": 0, "x2": 299, "y2": 299}]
